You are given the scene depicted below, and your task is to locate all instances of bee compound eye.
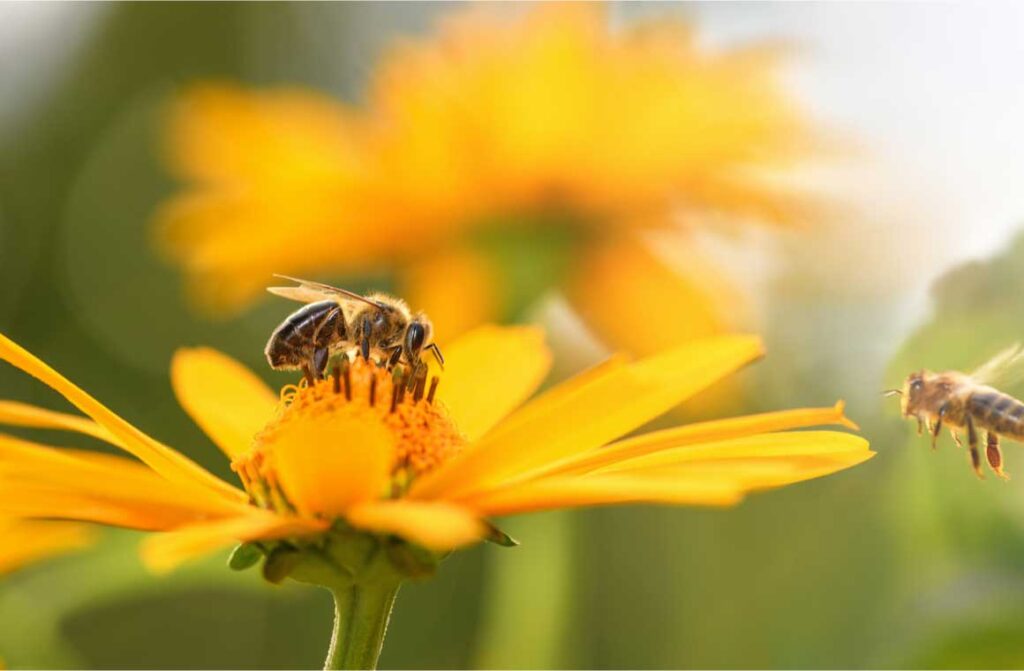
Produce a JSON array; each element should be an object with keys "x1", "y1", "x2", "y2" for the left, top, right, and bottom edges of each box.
[
  {"x1": 911, "y1": 379, "x2": 923, "y2": 391},
  {"x1": 406, "y1": 323, "x2": 426, "y2": 353}
]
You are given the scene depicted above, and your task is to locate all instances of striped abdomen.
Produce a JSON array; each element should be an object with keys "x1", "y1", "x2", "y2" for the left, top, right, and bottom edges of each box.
[
  {"x1": 265, "y1": 301, "x2": 347, "y2": 369},
  {"x1": 967, "y1": 389, "x2": 1024, "y2": 439}
]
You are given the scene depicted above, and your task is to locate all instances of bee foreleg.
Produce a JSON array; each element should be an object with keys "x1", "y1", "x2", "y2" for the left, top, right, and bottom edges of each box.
[
  {"x1": 410, "y1": 359, "x2": 428, "y2": 392},
  {"x1": 950, "y1": 430, "x2": 962, "y2": 448},
  {"x1": 986, "y1": 432, "x2": 1009, "y2": 480},
  {"x1": 966, "y1": 415, "x2": 984, "y2": 479},
  {"x1": 426, "y1": 343, "x2": 445, "y2": 369},
  {"x1": 385, "y1": 345, "x2": 403, "y2": 369},
  {"x1": 917, "y1": 417, "x2": 924, "y2": 436}
]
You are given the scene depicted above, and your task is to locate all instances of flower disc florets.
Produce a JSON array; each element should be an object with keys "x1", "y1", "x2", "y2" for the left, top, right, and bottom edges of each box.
[{"x1": 232, "y1": 356, "x2": 465, "y2": 515}]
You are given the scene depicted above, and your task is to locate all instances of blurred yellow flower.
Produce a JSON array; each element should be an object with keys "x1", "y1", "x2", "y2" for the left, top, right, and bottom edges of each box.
[
  {"x1": 0, "y1": 517, "x2": 93, "y2": 575},
  {"x1": 156, "y1": 4, "x2": 818, "y2": 351},
  {"x1": 0, "y1": 326, "x2": 868, "y2": 574}
]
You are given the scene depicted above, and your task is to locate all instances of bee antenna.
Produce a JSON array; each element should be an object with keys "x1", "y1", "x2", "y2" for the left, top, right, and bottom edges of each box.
[{"x1": 882, "y1": 389, "x2": 903, "y2": 397}]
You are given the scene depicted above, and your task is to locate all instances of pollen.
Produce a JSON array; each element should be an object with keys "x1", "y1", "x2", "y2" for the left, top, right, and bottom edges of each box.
[{"x1": 232, "y1": 356, "x2": 466, "y2": 514}]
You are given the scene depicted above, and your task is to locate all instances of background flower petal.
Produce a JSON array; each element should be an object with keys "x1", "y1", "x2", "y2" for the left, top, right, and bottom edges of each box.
[
  {"x1": 396, "y1": 247, "x2": 503, "y2": 343},
  {"x1": 565, "y1": 235, "x2": 742, "y2": 355}
]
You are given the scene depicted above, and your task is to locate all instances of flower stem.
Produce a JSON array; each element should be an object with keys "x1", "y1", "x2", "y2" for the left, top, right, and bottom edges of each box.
[{"x1": 325, "y1": 581, "x2": 401, "y2": 670}]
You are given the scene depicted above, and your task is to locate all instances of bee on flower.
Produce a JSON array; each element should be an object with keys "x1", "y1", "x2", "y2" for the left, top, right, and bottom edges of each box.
[{"x1": 0, "y1": 317, "x2": 870, "y2": 668}]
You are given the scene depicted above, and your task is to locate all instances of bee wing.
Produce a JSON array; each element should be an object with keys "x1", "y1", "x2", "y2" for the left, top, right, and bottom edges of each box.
[
  {"x1": 268, "y1": 275, "x2": 384, "y2": 312},
  {"x1": 970, "y1": 343, "x2": 1024, "y2": 387},
  {"x1": 266, "y1": 285, "x2": 335, "y2": 304}
]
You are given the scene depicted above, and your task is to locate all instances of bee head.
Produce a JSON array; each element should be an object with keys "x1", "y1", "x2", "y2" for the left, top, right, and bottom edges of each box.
[{"x1": 898, "y1": 370, "x2": 929, "y2": 417}]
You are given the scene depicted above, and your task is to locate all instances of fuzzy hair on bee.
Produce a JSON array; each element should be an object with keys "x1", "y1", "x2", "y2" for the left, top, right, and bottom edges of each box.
[{"x1": 888, "y1": 343, "x2": 1024, "y2": 480}]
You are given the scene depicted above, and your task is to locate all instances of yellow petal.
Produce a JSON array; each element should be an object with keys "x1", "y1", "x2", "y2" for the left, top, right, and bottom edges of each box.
[
  {"x1": 0, "y1": 518, "x2": 96, "y2": 575},
  {"x1": 347, "y1": 500, "x2": 485, "y2": 551},
  {"x1": 593, "y1": 430, "x2": 871, "y2": 473},
  {"x1": 438, "y1": 325, "x2": 551, "y2": 441},
  {"x1": 140, "y1": 513, "x2": 327, "y2": 574},
  {"x1": 397, "y1": 247, "x2": 503, "y2": 343},
  {"x1": 462, "y1": 474, "x2": 744, "y2": 517},
  {"x1": 412, "y1": 335, "x2": 763, "y2": 500},
  {"x1": 269, "y1": 411, "x2": 395, "y2": 517},
  {"x1": 604, "y1": 451, "x2": 874, "y2": 492},
  {"x1": 0, "y1": 484, "x2": 193, "y2": 530},
  {"x1": 0, "y1": 400, "x2": 118, "y2": 444},
  {"x1": 542, "y1": 401, "x2": 859, "y2": 476},
  {"x1": 566, "y1": 236, "x2": 742, "y2": 355},
  {"x1": 458, "y1": 440, "x2": 871, "y2": 517},
  {"x1": 171, "y1": 348, "x2": 277, "y2": 460},
  {"x1": 0, "y1": 333, "x2": 245, "y2": 504},
  {"x1": 0, "y1": 433, "x2": 249, "y2": 528}
]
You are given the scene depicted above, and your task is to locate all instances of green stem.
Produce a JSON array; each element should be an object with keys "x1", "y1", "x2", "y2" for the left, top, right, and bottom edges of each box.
[{"x1": 325, "y1": 581, "x2": 401, "y2": 670}]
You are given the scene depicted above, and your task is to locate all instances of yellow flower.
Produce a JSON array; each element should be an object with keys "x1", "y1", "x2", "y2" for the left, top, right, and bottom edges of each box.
[
  {"x1": 0, "y1": 517, "x2": 94, "y2": 575},
  {"x1": 155, "y1": 4, "x2": 819, "y2": 351},
  {"x1": 0, "y1": 326, "x2": 869, "y2": 575}
]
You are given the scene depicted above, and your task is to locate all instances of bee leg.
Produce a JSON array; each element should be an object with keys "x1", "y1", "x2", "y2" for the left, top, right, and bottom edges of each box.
[
  {"x1": 986, "y1": 432, "x2": 1009, "y2": 480},
  {"x1": 426, "y1": 343, "x2": 445, "y2": 369},
  {"x1": 931, "y1": 407, "x2": 945, "y2": 450},
  {"x1": 917, "y1": 417, "x2": 924, "y2": 436},
  {"x1": 361, "y1": 320, "x2": 372, "y2": 361},
  {"x1": 966, "y1": 415, "x2": 985, "y2": 479},
  {"x1": 385, "y1": 345, "x2": 403, "y2": 369},
  {"x1": 312, "y1": 347, "x2": 330, "y2": 379},
  {"x1": 950, "y1": 430, "x2": 962, "y2": 448},
  {"x1": 411, "y1": 359, "x2": 428, "y2": 392},
  {"x1": 301, "y1": 362, "x2": 316, "y2": 387}
]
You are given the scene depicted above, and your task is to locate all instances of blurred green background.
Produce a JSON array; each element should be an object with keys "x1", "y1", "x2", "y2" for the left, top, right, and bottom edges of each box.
[{"x1": 3, "y1": 2, "x2": 1024, "y2": 668}]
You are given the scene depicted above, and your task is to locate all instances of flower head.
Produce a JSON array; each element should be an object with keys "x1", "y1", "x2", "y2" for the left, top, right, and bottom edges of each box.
[
  {"x1": 156, "y1": 4, "x2": 821, "y2": 352},
  {"x1": 0, "y1": 325, "x2": 870, "y2": 576}
]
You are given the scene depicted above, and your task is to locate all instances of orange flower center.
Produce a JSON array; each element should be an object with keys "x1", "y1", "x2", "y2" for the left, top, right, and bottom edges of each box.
[{"x1": 232, "y1": 357, "x2": 466, "y2": 515}]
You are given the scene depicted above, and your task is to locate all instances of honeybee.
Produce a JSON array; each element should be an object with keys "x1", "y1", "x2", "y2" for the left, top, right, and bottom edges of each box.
[
  {"x1": 264, "y1": 276, "x2": 443, "y2": 383},
  {"x1": 887, "y1": 344, "x2": 1024, "y2": 479}
]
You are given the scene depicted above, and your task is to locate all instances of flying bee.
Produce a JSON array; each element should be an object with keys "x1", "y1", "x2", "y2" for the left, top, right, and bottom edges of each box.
[
  {"x1": 887, "y1": 344, "x2": 1024, "y2": 480},
  {"x1": 264, "y1": 275, "x2": 443, "y2": 383}
]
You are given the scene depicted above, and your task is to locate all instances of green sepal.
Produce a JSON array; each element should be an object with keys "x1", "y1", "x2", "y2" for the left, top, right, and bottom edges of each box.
[
  {"x1": 227, "y1": 542, "x2": 263, "y2": 571},
  {"x1": 384, "y1": 539, "x2": 441, "y2": 580},
  {"x1": 262, "y1": 546, "x2": 302, "y2": 584},
  {"x1": 484, "y1": 521, "x2": 519, "y2": 547}
]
